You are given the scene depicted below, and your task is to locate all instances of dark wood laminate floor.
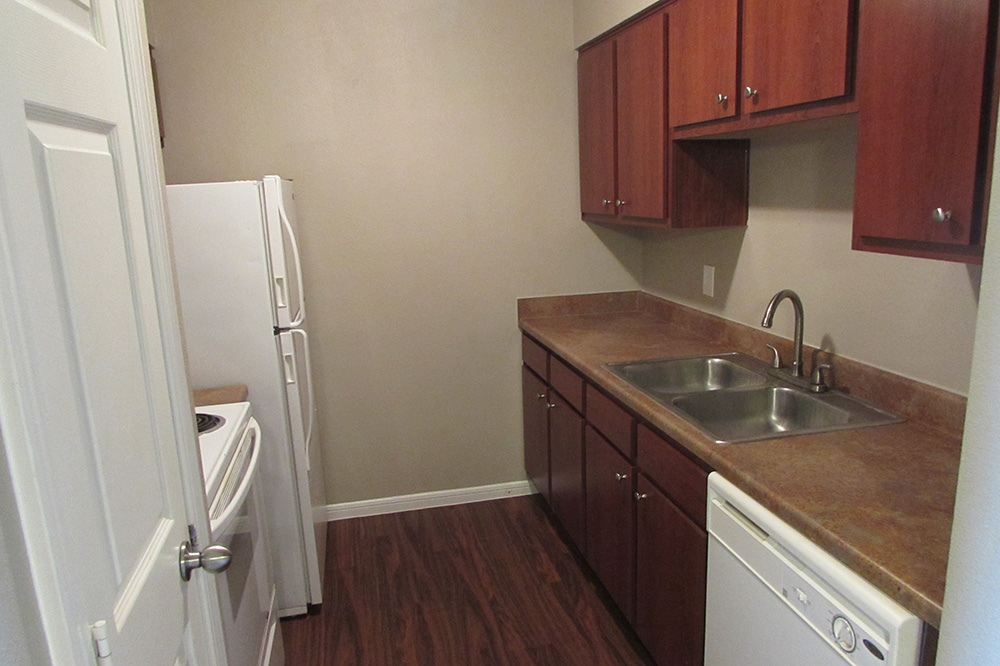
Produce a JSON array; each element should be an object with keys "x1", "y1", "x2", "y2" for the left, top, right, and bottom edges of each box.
[{"x1": 281, "y1": 496, "x2": 652, "y2": 665}]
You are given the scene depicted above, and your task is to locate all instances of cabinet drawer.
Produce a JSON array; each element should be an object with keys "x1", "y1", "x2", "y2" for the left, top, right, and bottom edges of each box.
[
  {"x1": 586, "y1": 384, "x2": 632, "y2": 457},
  {"x1": 550, "y1": 355, "x2": 584, "y2": 413},
  {"x1": 637, "y1": 425, "x2": 709, "y2": 528},
  {"x1": 521, "y1": 334, "x2": 548, "y2": 380}
]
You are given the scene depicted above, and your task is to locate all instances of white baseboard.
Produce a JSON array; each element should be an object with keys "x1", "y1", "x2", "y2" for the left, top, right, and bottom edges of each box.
[{"x1": 323, "y1": 480, "x2": 535, "y2": 522}]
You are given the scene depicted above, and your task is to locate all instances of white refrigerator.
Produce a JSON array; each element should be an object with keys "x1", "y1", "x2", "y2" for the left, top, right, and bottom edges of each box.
[{"x1": 166, "y1": 176, "x2": 327, "y2": 616}]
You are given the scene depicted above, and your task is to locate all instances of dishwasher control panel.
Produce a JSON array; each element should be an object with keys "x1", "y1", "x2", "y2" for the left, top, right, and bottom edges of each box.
[
  {"x1": 706, "y1": 473, "x2": 924, "y2": 666},
  {"x1": 777, "y1": 549, "x2": 888, "y2": 665}
]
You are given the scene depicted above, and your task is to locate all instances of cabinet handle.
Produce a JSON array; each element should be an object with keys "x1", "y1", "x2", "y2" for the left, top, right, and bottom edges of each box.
[
  {"x1": 745, "y1": 86, "x2": 758, "y2": 98},
  {"x1": 634, "y1": 492, "x2": 648, "y2": 501},
  {"x1": 546, "y1": 402, "x2": 557, "y2": 410},
  {"x1": 602, "y1": 199, "x2": 612, "y2": 206},
  {"x1": 615, "y1": 472, "x2": 628, "y2": 482},
  {"x1": 716, "y1": 93, "x2": 728, "y2": 104},
  {"x1": 932, "y1": 208, "x2": 953, "y2": 223},
  {"x1": 616, "y1": 200, "x2": 627, "y2": 207},
  {"x1": 536, "y1": 393, "x2": 546, "y2": 401}
]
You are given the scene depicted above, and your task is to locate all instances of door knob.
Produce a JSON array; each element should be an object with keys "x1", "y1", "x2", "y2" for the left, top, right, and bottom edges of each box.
[{"x1": 179, "y1": 540, "x2": 232, "y2": 581}]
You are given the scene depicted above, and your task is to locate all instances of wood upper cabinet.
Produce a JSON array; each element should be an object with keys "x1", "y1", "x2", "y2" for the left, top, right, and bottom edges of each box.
[
  {"x1": 742, "y1": 0, "x2": 853, "y2": 113},
  {"x1": 617, "y1": 10, "x2": 667, "y2": 220},
  {"x1": 635, "y1": 475, "x2": 707, "y2": 666},
  {"x1": 852, "y1": 0, "x2": 994, "y2": 262},
  {"x1": 670, "y1": 0, "x2": 854, "y2": 128},
  {"x1": 522, "y1": 365, "x2": 550, "y2": 503},
  {"x1": 669, "y1": 0, "x2": 739, "y2": 128},
  {"x1": 578, "y1": 39, "x2": 616, "y2": 216},
  {"x1": 578, "y1": 10, "x2": 667, "y2": 222},
  {"x1": 585, "y1": 426, "x2": 635, "y2": 622}
]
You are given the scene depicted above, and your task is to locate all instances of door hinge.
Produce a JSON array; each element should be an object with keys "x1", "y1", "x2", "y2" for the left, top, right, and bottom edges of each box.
[{"x1": 90, "y1": 620, "x2": 113, "y2": 666}]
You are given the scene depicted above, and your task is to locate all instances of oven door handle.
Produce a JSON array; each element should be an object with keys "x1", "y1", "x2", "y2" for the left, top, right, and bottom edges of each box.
[{"x1": 210, "y1": 419, "x2": 262, "y2": 537}]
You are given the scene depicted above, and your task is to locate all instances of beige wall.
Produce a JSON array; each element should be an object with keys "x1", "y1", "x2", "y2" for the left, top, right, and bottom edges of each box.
[
  {"x1": 643, "y1": 119, "x2": 980, "y2": 394},
  {"x1": 146, "y1": 0, "x2": 642, "y2": 503},
  {"x1": 572, "y1": 0, "x2": 656, "y2": 46}
]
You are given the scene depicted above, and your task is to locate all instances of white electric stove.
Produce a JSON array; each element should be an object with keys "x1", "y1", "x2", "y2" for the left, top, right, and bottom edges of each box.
[{"x1": 195, "y1": 402, "x2": 284, "y2": 666}]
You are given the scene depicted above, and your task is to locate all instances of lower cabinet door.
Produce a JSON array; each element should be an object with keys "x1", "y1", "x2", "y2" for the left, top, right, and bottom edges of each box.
[
  {"x1": 522, "y1": 366, "x2": 550, "y2": 503},
  {"x1": 549, "y1": 391, "x2": 586, "y2": 551},
  {"x1": 635, "y1": 475, "x2": 707, "y2": 666},
  {"x1": 585, "y1": 426, "x2": 635, "y2": 622}
]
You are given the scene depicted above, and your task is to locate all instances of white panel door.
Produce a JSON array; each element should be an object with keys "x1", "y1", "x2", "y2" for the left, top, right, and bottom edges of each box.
[{"x1": 0, "y1": 0, "x2": 204, "y2": 664}]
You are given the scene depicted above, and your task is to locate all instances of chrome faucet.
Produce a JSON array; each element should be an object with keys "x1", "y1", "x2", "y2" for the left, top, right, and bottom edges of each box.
[{"x1": 761, "y1": 289, "x2": 804, "y2": 377}]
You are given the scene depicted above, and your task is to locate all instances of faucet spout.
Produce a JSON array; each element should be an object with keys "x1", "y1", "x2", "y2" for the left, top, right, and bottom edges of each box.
[{"x1": 761, "y1": 289, "x2": 804, "y2": 377}]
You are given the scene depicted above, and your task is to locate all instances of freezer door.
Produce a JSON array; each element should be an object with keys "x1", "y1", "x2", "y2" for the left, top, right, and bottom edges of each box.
[
  {"x1": 277, "y1": 329, "x2": 325, "y2": 604},
  {"x1": 263, "y1": 176, "x2": 305, "y2": 329}
]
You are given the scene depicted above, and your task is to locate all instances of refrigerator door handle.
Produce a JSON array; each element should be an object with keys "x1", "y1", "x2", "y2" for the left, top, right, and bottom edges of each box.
[
  {"x1": 277, "y1": 199, "x2": 306, "y2": 328},
  {"x1": 288, "y1": 328, "x2": 315, "y2": 460}
]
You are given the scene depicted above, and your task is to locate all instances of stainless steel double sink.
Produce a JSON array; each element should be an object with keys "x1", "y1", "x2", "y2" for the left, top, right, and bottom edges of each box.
[{"x1": 606, "y1": 352, "x2": 902, "y2": 444}]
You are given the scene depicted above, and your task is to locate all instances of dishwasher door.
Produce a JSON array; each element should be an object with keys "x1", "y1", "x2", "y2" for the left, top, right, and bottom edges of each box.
[{"x1": 705, "y1": 473, "x2": 924, "y2": 666}]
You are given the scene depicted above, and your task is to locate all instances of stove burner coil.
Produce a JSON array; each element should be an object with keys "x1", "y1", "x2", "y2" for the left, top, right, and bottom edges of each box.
[{"x1": 196, "y1": 413, "x2": 225, "y2": 434}]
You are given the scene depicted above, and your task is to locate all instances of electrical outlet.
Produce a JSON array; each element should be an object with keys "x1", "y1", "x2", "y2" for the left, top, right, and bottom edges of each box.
[{"x1": 703, "y1": 265, "x2": 715, "y2": 297}]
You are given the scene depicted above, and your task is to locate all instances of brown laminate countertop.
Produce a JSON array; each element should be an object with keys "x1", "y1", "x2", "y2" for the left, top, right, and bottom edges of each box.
[
  {"x1": 520, "y1": 302, "x2": 961, "y2": 628},
  {"x1": 193, "y1": 384, "x2": 249, "y2": 407}
]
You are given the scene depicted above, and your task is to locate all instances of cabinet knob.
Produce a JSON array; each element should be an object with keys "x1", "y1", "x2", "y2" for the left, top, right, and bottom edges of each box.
[
  {"x1": 615, "y1": 472, "x2": 628, "y2": 482},
  {"x1": 616, "y1": 200, "x2": 627, "y2": 207},
  {"x1": 602, "y1": 199, "x2": 612, "y2": 206},
  {"x1": 536, "y1": 393, "x2": 546, "y2": 401},
  {"x1": 634, "y1": 492, "x2": 648, "y2": 501},
  {"x1": 932, "y1": 208, "x2": 953, "y2": 223},
  {"x1": 745, "y1": 86, "x2": 758, "y2": 98},
  {"x1": 716, "y1": 93, "x2": 728, "y2": 104},
  {"x1": 545, "y1": 402, "x2": 557, "y2": 410}
]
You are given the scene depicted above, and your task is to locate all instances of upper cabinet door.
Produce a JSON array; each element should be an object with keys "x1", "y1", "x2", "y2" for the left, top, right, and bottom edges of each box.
[
  {"x1": 578, "y1": 39, "x2": 616, "y2": 216},
  {"x1": 853, "y1": 0, "x2": 991, "y2": 250},
  {"x1": 742, "y1": 0, "x2": 853, "y2": 113},
  {"x1": 669, "y1": 0, "x2": 738, "y2": 128},
  {"x1": 617, "y1": 11, "x2": 667, "y2": 219}
]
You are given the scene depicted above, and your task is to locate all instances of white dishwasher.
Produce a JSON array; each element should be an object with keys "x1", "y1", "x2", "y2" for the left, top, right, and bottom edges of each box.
[{"x1": 705, "y1": 473, "x2": 925, "y2": 666}]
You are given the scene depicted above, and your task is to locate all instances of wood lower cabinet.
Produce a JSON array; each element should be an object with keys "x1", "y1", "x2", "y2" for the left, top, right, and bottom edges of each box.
[
  {"x1": 522, "y1": 365, "x2": 549, "y2": 502},
  {"x1": 585, "y1": 426, "x2": 635, "y2": 622},
  {"x1": 521, "y1": 334, "x2": 711, "y2": 666},
  {"x1": 549, "y1": 391, "x2": 586, "y2": 550},
  {"x1": 635, "y1": 474, "x2": 707, "y2": 666},
  {"x1": 852, "y1": 0, "x2": 995, "y2": 262}
]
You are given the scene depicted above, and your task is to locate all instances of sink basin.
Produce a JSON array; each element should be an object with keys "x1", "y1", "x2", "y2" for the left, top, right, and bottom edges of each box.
[
  {"x1": 607, "y1": 353, "x2": 768, "y2": 395},
  {"x1": 605, "y1": 353, "x2": 903, "y2": 443},
  {"x1": 672, "y1": 387, "x2": 843, "y2": 442},
  {"x1": 671, "y1": 386, "x2": 901, "y2": 443}
]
